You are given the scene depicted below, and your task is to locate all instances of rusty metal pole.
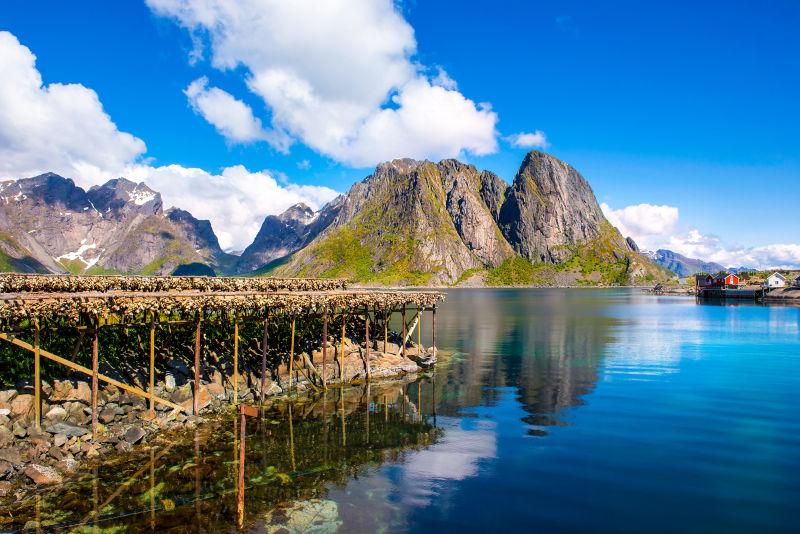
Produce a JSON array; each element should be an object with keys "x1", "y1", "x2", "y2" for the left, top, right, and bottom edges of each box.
[
  {"x1": 194, "y1": 312, "x2": 201, "y2": 415},
  {"x1": 401, "y1": 305, "x2": 407, "y2": 359},
  {"x1": 33, "y1": 319, "x2": 41, "y2": 430},
  {"x1": 149, "y1": 314, "x2": 155, "y2": 417},
  {"x1": 364, "y1": 306, "x2": 371, "y2": 381},
  {"x1": 260, "y1": 309, "x2": 269, "y2": 404},
  {"x1": 233, "y1": 317, "x2": 239, "y2": 405},
  {"x1": 91, "y1": 321, "x2": 99, "y2": 434},
  {"x1": 322, "y1": 307, "x2": 328, "y2": 387}
]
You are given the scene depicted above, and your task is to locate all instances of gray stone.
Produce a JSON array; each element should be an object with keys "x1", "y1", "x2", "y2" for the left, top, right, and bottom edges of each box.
[
  {"x1": 45, "y1": 422, "x2": 89, "y2": 437},
  {"x1": 0, "y1": 449, "x2": 22, "y2": 464},
  {"x1": 124, "y1": 426, "x2": 146, "y2": 445},
  {"x1": 53, "y1": 434, "x2": 68, "y2": 447},
  {"x1": 99, "y1": 407, "x2": 117, "y2": 424},
  {"x1": 171, "y1": 383, "x2": 193, "y2": 405}
]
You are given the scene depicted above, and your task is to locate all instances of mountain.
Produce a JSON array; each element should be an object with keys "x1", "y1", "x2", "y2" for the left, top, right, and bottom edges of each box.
[
  {"x1": 274, "y1": 151, "x2": 672, "y2": 286},
  {"x1": 0, "y1": 173, "x2": 233, "y2": 275},
  {"x1": 645, "y1": 249, "x2": 725, "y2": 277}
]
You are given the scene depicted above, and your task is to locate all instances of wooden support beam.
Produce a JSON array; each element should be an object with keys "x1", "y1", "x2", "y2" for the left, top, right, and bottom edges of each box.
[
  {"x1": 403, "y1": 313, "x2": 420, "y2": 346},
  {"x1": 322, "y1": 307, "x2": 328, "y2": 388},
  {"x1": 383, "y1": 309, "x2": 388, "y2": 351},
  {"x1": 432, "y1": 305, "x2": 436, "y2": 355},
  {"x1": 401, "y1": 305, "x2": 407, "y2": 359},
  {"x1": 340, "y1": 312, "x2": 346, "y2": 384},
  {"x1": 149, "y1": 315, "x2": 155, "y2": 417},
  {"x1": 0, "y1": 332, "x2": 185, "y2": 411},
  {"x1": 288, "y1": 317, "x2": 296, "y2": 394},
  {"x1": 418, "y1": 309, "x2": 422, "y2": 349},
  {"x1": 91, "y1": 322, "x2": 99, "y2": 434},
  {"x1": 233, "y1": 317, "x2": 239, "y2": 405},
  {"x1": 364, "y1": 305, "x2": 371, "y2": 381},
  {"x1": 193, "y1": 312, "x2": 201, "y2": 415},
  {"x1": 260, "y1": 309, "x2": 269, "y2": 404},
  {"x1": 33, "y1": 319, "x2": 40, "y2": 430}
]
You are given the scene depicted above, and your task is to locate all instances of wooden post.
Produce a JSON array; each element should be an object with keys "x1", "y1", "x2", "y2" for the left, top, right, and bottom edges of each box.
[
  {"x1": 237, "y1": 408, "x2": 246, "y2": 530},
  {"x1": 340, "y1": 313, "x2": 346, "y2": 384},
  {"x1": 432, "y1": 305, "x2": 436, "y2": 356},
  {"x1": 194, "y1": 312, "x2": 201, "y2": 415},
  {"x1": 260, "y1": 309, "x2": 269, "y2": 404},
  {"x1": 33, "y1": 319, "x2": 40, "y2": 430},
  {"x1": 383, "y1": 309, "x2": 388, "y2": 353},
  {"x1": 401, "y1": 305, "x2": 407, "y2": 359},
  {"x1": 322, "y1": 307, "x2": 328, "y2": 388},
  {"x1": 289, "y1": 317, "x2": 296, "y2": 394},
  {"x1": 233, "y1": 317, "x2": 239, "y2": 405},
  {"x1": 364, "y1": 306, "x2": 371, "y2": 380},
  {"x1": 149, "y1": 315, "x2": 155, "y2": 417},
  {"x1": 418, "y1": 309, "x2": 422, "y2": 350},
  {"x1": 91, "y1": 321, "x2": 99, "y2": 434}
]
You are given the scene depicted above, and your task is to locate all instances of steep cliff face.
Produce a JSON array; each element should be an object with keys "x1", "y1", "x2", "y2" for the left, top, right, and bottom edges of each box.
[
  {"x1": 0, "y1": 173, "x2": 227, "y2": 275},
  {"x1": 278, "y1": 159, "x2": 514, "y2": 284},
  {"x1": 498, "y1": 151, "x2": 607, "y2": 262}
]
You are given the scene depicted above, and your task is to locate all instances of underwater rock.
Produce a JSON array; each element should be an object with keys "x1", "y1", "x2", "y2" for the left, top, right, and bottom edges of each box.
[{"x1": 264, "y1": 499, "x2": 342, "y2": 534}]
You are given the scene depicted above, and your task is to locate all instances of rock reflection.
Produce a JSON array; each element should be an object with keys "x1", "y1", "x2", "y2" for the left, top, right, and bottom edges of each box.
[{"x1": 1, "y1": 380, "x2": 440, "y2": 532}]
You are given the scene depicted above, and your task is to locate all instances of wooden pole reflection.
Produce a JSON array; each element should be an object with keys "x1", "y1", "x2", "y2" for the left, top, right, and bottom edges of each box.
[{"x1": 288, "y1": 403, "x2": 296, "y2": 472}]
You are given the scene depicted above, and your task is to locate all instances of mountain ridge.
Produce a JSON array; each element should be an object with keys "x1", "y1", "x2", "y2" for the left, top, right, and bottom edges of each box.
[{"x1": 0, "y1": 152, "x2": 674, "y2": 286}]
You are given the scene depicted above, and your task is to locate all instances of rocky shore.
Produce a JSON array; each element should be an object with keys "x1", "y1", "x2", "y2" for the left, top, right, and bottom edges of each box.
[{"x1": 0, "y1": 335, "x2": 435, "y2": 501}]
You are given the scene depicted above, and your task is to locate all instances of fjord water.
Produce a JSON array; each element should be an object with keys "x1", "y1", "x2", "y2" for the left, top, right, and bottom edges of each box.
[{"x1": 7, "y1": 289, "x2": 800, "y2": 532}]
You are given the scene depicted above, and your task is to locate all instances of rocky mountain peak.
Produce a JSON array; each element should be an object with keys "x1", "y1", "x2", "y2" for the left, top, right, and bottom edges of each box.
[
  {"x1": 278, "y1": 203, "x2": 315, "y2": 224},
  {"x1": 498, "y1": 150, "x2": 606, "y2": 262},
  {"x1": 87, "y1": 178, "x2": 162, "y2": 218}
]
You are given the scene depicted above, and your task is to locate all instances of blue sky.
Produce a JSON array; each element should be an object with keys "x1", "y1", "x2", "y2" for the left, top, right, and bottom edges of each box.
[{"x1": 1, "y1": 1, "x2": 798, "y2": 265}]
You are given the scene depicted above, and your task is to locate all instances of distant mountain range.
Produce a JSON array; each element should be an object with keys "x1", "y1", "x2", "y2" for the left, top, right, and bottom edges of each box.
[
  {"x1": 644, "y1": 249, "x2": 757, "y2": 278},
  {"x1": 0, "y1": 151, "x2": 674, "y2": 286}
]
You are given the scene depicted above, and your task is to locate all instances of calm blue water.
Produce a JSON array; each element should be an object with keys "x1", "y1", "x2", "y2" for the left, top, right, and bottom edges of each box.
[
  {"x1": 331, "y1": 289, "x2": 800, "y2": 532},
  {"x1": 6, "y1": 288, "x2": 799, "y2": 532}
]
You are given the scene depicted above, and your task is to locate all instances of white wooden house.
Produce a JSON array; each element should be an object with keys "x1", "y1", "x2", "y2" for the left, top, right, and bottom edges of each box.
[{"x1": 764, "y1": 272, "x2": 786, "y2": 288}]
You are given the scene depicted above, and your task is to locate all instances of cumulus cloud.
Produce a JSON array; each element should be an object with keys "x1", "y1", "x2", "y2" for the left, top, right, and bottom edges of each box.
[
  {"x1": 601, "y1": 203, "x2": 679, "y2": 249},
  {"x1": 603, "y1": 202, "x2": 800, "y2": 269},
  {"x1": 125, "y1": 164, "x2": 338, "y2": 251},
  {"x1": 506, "y1": 130, "x2": 549, "y2": 149},
  {"x1": 184, "y1": 77, "x2": 290, "y2": 150},
  {"x1": 0, "y1": 31, "x2": 339, "y2": 252},
  {"x1": 0, "y1": 31, "x2": 146, "y2": 185},
  {"x1": 146, "y1": 0, "x2": 499, "y2": 166}
]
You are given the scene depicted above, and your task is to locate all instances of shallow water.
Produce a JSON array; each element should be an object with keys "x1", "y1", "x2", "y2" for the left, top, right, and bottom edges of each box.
[{"x1": 4, "y1": 288, "x2": 800, "y2": 532}]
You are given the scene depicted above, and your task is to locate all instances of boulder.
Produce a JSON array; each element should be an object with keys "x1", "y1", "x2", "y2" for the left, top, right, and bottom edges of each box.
[
  {"x1": 0, "y1": 426, "x2": 12, "y2": 447},
  {"x1": 0, "y1": 449, "x2": 22, "y2": 464},
  {"x1": 171, "y1": 384, "x2": 193, "y2": 405},
  {"x1": 45, "y1": 406, "x2": 68, "y2": 421},
  {"x1": 375, "y1": 341, "x2": 400, "y2": 355},
  {"x1": 49, "y1": 380, "x2": 91, "y2": 403},
  {"x1": 56, "y1": 456, "x2": 78, "y2": 473},
  {"x1": 180, "y1": 386, "x2": 212, "y2": 414},
  {"x1": 0, "y1": 481, "x2": 10, "y2": 497},
  {"x1": 99, "y1": 407, "x2": 117, "y2": 424},
  {"x1": 24, "y1": 464, "x2": 63, "y2": 485},
  {"x1": 45, "y1": 422, "x2": 89, "y2": 438},
  {"x1": 12, "y1": 420, "x2": 27, "y2": 438},
  {"x1": 206, "y1": 383, "x2": 226, "y2": 400},
  {"x1": 10, "y1": 394, "x2": 34, "y2": 419},
  {"x1": 0, "y1": 389, "x2": 17, "y2": 403}
]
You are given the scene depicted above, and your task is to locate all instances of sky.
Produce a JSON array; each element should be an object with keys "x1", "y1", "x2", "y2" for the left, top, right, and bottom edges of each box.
[{"x1": 0, "y1": 1, "x2": 798, "y2": 266}]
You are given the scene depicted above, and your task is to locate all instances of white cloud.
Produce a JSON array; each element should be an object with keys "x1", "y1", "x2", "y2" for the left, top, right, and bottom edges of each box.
[
  {"x1": 0, "y1": 31, "x2": 146, "y2": 186},
  {"x1": 184, "y1": 76, "x2": 290, "y2": 150},
  {"x1": 603, "y1": 202, "x2": 800, "y2": 269},
  {"x1": 146, "y1": 0, "x2": 499, "y2": 166},
  {"x1": 506, "y1": 130, "x2": 549, "y2": 149},
  {"x1": 125, "y1": 164, "x2": 338, "y2": 251},
  {"x1": 600, "y1": 203, "x2": 679, "y2": 249},
  {"x1": 0, "y1": 31, "x2": 338, "y2": 252},
  {"x1": 297, "y1": 160, "x2": 311, "y2": 170}
]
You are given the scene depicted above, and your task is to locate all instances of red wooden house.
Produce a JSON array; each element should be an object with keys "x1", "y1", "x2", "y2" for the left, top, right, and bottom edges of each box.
[{"x1": 714, "y1": 273, "x2": 740, "y2": 288}]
